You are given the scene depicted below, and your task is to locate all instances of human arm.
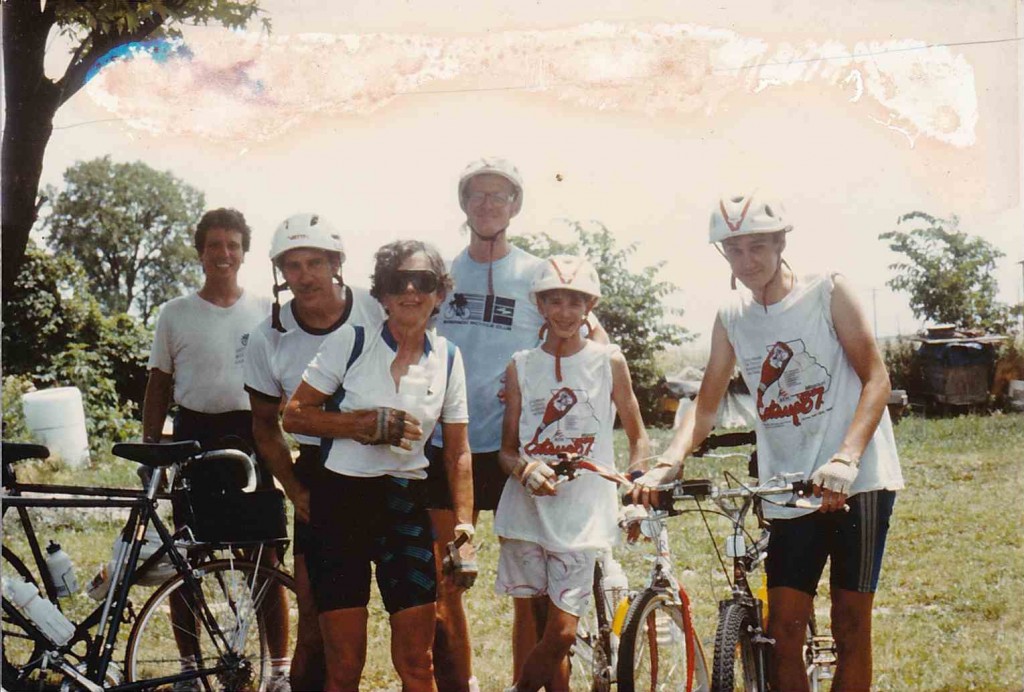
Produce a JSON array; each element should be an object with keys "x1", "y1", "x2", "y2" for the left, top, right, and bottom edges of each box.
[
  {"x1": 632, "y1": 315, "x2": 736, "y2": 505},
  {"x1": 497, "y1": 360, "x2": 557, "y2": 495},
  {"x1": 250, "y1": 392, "x2": 309, "y2": 523},
  {"x1": 587, "y1": 313, "x2": 610, "y2": 345},
  {"x1": 609, "y1": 350, "x2": 650, "y2": 473},
  {"x1": 811, "y1": 275, "x2": 892, "y2": 511},
  {"x1": 441, "y1": 421, "x2": 478, "y2": 587},
  {"x1": 281, "y1": 381, "x2": 415, "y2": 444},
  {"x1": 142, "y1": 368, "x2": 173, "y2": 443}
]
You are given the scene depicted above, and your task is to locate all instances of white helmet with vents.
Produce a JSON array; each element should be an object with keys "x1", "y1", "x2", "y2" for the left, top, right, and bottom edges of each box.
[
  {"x1": 458, "y1": 157, "x2": 524, "y2": 215},
  {"x1": 529, "y1": 255, "x2": 602, "y2": 306},
  {"x1": 270, "y1": 213, "x2": 345, "y2": 264},
  {"x1": 709, "y1": 193, "x2": 792, "y2": 243}
]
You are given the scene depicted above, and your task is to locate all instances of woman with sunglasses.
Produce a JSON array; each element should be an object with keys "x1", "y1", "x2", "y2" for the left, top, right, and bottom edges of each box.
[{"x1": 283, "y1": 240, "x2": 475, "y2": 691}]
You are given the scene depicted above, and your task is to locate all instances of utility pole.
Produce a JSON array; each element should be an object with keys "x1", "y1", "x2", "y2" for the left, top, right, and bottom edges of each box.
[
  {"x1": 1018, "y1": 260, "x2": 1023, "y2": 334},
  {"x1": 872, "y1": 287, "x2": 879, "y2": 339}
]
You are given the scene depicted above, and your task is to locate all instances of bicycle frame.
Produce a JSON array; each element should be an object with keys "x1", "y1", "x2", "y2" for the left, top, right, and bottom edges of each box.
[{"x1": 3, "y1": 467, "x2": 246, "y2": 691}]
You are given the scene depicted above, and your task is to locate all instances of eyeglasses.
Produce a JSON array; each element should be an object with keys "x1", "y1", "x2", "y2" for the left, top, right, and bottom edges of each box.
[
  {"x1": 382, "y1": 270, "x2": 441, "y2": 295},
  {"x1": 466, "y1": 191, "x2": 516, "y2": 207}
]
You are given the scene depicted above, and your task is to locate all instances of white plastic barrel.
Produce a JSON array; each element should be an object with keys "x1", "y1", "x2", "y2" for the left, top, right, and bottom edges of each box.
[
  {"x1": 21, "y1": 387, "x2": 90, "y2": 468},
  {"x1": 1009, "y1": 380, "x2": 1024, "y2": 412}
]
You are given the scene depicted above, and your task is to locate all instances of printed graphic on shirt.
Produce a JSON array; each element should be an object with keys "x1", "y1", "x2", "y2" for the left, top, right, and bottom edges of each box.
[
  {"x1": 523, "y1": 386, "x2": 598, "y2": 457},
  {"x1": 442, "y1": 292, "x2": 516, "y2": 330},
  {"x1": 235, "y1": 333, "x2": 251, "y2": 365},
  {"x1": 749, "y1": 339, "x2": 832, "y2": 427}
]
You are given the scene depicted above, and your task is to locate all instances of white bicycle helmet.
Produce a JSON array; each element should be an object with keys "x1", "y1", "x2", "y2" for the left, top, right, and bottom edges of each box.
[
  {"x1": 529, "y1": 255, "x2": 602, "y2": 306},
  {"x1": 458, "y1": 157, "x2": 524, "y2": 215},
  {"x1": 270, "y1": 213, "x2": 345, "y2": 264},
  {"x1": 709, "y1": 193, "x2": 792, "y2": 244}
]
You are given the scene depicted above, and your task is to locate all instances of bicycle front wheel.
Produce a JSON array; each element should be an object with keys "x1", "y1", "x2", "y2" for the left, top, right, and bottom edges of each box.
[
  {"x1": 711, "y1": 602, "x2": 761, "y2": 692},
  {"x1": 124, "y1": 558, "x2": 297, "y2": 691},
  {"x1": 617, "y1": 588, "x2": 705, "y2": 692}
]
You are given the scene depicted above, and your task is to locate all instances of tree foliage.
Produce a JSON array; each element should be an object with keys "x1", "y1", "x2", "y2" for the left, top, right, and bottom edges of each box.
[
  {"x1": 879, "y1": 212, "x2": 1012, "y2": 333},
  {"x1": 2, "y1": 243, "x2": 151, "y2": 445},
  {"x1": 2, "y1": 0, "x2": 266, "y2": 297},
  {"x1": 45, "y1": 156, "x2": 205, "y2": 325},
  {"x1": 511, "y1": 221, "x2": 690, "y2": 423}
]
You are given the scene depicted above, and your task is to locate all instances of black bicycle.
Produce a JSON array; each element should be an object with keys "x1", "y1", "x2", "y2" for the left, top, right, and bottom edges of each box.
[
  {"x1": 647, "y1": 431, "x2": 836, "y2": 692},
  {"x1": 2, "y1": 440, "x2": 296, "y2": 691}
]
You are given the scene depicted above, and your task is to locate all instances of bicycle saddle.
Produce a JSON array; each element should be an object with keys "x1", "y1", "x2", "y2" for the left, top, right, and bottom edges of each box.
[
  {"x1": 2, "y1": 442, "x2": 50, "y2": 464},
  {"x1": 112, "y1": 440, "x2": 201, "y2": 467}
]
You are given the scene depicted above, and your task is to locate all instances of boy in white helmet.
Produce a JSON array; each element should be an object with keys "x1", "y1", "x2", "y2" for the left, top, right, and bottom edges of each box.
[
  {"x1": 495, "y1": 255, "x2": 648, "y2": 692},
  {"x1": 633, "y1": 194, "x2": 904, "y2": 691},
  {"x1": 244, "y1": 213, "x2": 384, "y2": 690},
  {"x1": 425, "y1": 158, "x2": 609, "y2": 691}
]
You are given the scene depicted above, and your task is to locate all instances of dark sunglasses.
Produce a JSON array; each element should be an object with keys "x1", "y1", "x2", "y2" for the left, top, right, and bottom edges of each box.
[{"x1": 383, "y1": 270, "x2": 441, "y2": 295}]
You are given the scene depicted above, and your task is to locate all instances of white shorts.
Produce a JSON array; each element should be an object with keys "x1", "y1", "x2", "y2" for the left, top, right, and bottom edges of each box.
[{"x1": 494, "y1": 538, "x2": 597, "y2": 617}]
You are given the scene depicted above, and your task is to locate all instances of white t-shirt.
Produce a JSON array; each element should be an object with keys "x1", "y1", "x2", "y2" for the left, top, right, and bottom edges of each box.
[
  {"x1": 719, "y1": 273, "x2": 904, "y2": 519},
  {"x1": 494, "y1": 341, "x2": 620, "y2": 552},
  {"x1": 434, "y1": 246, "x2": 546, "y2": 452},
  {"x1": 148, "y1": 291, "x2": 271, "y2": 413},
  {"x1": 243, "y1": 286, "x2": 385, "y2": 446},
  {"x1": 302, "y1": 323, "x2": 469, "y2": 479}
]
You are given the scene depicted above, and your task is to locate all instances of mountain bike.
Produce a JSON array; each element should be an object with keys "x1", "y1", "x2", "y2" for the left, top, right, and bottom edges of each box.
[
  {"x1": 644, "y1": 432, "x2": 836, "y2": 692},
  {"x1": 2, "y1": 440, "x2": 296, "y2": 691},
  {"x1": 548, "y1": 453, "x2": 710, "y2": 692}
]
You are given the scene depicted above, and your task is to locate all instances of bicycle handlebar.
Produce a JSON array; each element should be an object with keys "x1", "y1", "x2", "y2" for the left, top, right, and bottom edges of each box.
[{"x1": 623, "y1": 473, "x2": 814, "y2": 512}]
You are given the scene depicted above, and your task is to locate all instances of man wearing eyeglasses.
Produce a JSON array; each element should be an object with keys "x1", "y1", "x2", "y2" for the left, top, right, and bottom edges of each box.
[{"x1": 425, "y1": 158, "x2": 608, "y2": 691}]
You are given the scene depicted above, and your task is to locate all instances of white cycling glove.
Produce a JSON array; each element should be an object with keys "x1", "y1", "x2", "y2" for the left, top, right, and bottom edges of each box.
[
  {"x1": 810, "y1": 453, "x2": 859, "y2": 495},
  {"x1": 514, "y1": 456, "x2": 557, "y2": 495}
]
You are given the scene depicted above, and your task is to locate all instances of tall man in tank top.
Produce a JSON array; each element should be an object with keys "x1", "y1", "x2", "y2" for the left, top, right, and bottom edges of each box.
[
  {"x1": 142, "y1": 208, "x2": 290, "y2": 690},
  {"x1": 633, "y1": 194, "x2": 904, "y2": 691},
  {"x1": 426, "y1": 158, "x2": 608, "y2": 691}
]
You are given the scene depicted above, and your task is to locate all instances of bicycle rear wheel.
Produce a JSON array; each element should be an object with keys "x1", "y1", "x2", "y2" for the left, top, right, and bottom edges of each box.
[
  {"x1": 711, "y1": 601, "x2": 761, "y2": 692},
  {"x1": 124, "y1": 558, "x2": 297, "y2": 691},
  {"x1": 617, "y1": 588, "x2": 705, "y2": 692},
  {"x1": 570, "y1": 559, "x2": 612, "y2": 691},
  {"x1": 2, "y1": 546, "x2": 46, "y2": 687}
]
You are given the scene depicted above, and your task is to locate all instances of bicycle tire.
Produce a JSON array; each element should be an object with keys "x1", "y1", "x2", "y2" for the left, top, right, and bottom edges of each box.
[
  {"x1": 570, "y1": 559, "x2": 612, "y2": 691},
  {"x1": 617, "y1": 587, "x2": 706, "y2": 692},
  {"x1": 2, "y1": 545, "x2": 46, "y2": 688},
  {"x1": 124, "y1": 558, "x2": 297, "y2": 691},
  {"x1": 711, "y1": 602, "x2": 760, "y2": 692}
]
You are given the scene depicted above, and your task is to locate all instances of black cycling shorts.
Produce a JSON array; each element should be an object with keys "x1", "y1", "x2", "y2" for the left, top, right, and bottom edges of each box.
[
  {"x1": 766, "y1": 489, "x2": 896, "y2": 595},
  {"x1": 307, "y1": 472, "x2": 436, "y2": 615},
  {"x1": 290, "y1": 445, "x2": 324, "y2": 558},
  {"x1": 423, "y1": 445, "x2": 506, "y2": 512}
]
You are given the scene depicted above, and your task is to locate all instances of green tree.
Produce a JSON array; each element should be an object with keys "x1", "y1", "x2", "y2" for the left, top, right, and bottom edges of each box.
[
  {"x1": 2, "y1": 243, "x2": 151, "y2": 444},
  {"x1": 880, "y1": 212, "x2": 1012, "y2": 333},
  {"x1": 2, "y1": 0, "x2": 266, "y2": 298},
  {"x1": 512, "y1": 221, "x2": 690, "y2": 422},
  {"x1": 45, "y1": 157, "x2": 205, "y2": 325}
]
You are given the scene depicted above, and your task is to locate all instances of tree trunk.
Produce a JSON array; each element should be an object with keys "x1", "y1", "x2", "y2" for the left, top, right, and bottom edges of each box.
[{"x1": 2, "y1": 1, "x2": 59, "y2": 298}]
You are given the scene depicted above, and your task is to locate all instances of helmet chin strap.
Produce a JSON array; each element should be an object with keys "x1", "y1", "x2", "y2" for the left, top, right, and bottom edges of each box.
[
  {"x1": 539, "y1": 316, "x2": 592, "y2": 383},
  {"x1": 270, "y1": 264, "x2": 347, "y2": 333},
  {"x1": 468, "y1": 223, "x2": 507, "y2": 296}
]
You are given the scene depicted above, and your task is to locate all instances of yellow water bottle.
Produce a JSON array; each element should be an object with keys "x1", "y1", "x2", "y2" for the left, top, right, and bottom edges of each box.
[{"x1": 754, "y1": 572, "x2": 769, "y2": 626}]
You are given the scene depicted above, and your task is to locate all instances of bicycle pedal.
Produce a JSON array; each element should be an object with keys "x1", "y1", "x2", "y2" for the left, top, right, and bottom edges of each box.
[{"x1": 751, "y1": 633, "x2": 775, "y2": 646}]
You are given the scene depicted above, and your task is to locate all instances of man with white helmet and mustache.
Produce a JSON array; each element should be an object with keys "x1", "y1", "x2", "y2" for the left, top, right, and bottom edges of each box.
[{"x1": 244, "y1": 213, "x2": 384, "y2": 690}]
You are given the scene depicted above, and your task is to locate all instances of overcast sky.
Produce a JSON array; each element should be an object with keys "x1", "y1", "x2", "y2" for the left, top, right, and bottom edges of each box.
[{"x1": 40, "y1": 0, "x2": 1023, "y2": 347}]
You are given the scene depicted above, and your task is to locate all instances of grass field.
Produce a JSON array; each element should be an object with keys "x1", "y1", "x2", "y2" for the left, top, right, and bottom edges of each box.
[{"x1": 4, "y1": 412, "x2": 1023, "y2": 690}]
